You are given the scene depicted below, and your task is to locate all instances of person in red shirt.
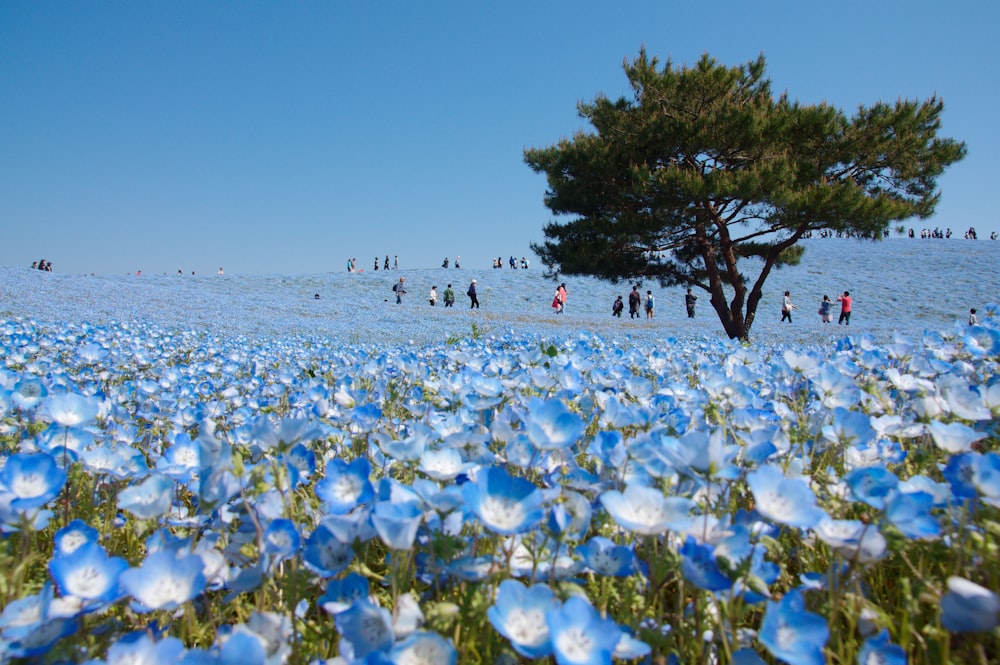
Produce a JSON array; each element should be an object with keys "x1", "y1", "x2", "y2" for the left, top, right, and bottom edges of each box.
[{"x1": 837, "y1": 291, "x2": 852, "y2": 325}]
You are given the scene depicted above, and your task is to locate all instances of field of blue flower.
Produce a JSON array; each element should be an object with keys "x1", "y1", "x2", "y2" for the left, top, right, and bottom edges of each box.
[{"x1": 0, "y1": 238, "x2": 998, "y2": 664}]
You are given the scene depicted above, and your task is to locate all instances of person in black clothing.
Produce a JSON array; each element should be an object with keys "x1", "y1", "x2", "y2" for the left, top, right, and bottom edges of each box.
[
  {"x1": 628, "y1": 285, "x2": 641, "y2": 319},
  {"x1": 685, "y1": 288, "x2": 697, "y2": 318},
  {"x1": 467, "y1": 279, "x2": 480, "y2": 308},
  {"x1": 612, "y1": 296, "x2": 624, "y2": 317}
]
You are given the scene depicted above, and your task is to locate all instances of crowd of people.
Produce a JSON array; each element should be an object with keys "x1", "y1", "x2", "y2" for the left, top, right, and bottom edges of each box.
[
  {"x1": 493, "y1": 256, "x2": 530, "y2": 269},
  {"x1": 779, "y1": 290, "x2": 852, "y2": 325},
  {"x1": 30, "y1": 259, "x2": 53, "y2": 271}
]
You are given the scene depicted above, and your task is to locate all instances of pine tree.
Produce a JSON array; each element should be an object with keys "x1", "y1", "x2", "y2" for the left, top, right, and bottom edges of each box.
[{"x1": 525, "y1": 51, "x2": 966, "y2": 340}]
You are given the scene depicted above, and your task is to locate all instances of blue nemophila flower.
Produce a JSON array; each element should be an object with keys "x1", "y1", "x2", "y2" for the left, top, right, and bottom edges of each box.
[
  {"x1": 49, "y1": 541, "x2": 128, "y2": 605},
  {"x1": 40, "y1": 392, "x2": 100, "y2": 428},
  {"x1": 656, "y1": 430, "x2": 736, "y2": 479},
  {"x1": 576, "y1": 536, "x2": 636, "y2": 577},
  {"x1": 120, "y1": 549, "x2": 206, "y2": 612},
  {"x1": 940, "y1": 576, "x2": 1000, "y2": 632},
  {"x1": 53, "y1": 519, "x2": 99, "y2": 557},
  {"x1": 0, "y1": 451, "x2": 67, "y2": 512},
  {"x1": 758, "y1": 588, "x2": 829, "y2": 665},
  {"x1": 371, "y1": 499, "x2": 424, "y2": 550},
  {"x1": 857, "y1": 629, "x2": 906, "y2": 665},
  {"x1": 488, "y1": 579, "x2": 559, "y2": 658},
  {"x1": 884, "y1": 490, "x2": 940, "y2": 539},
  {"x1": 820, "y1": 407, "x2": 874, "y2": 446},
  {"x1": 117, "y1": 474, "x2": 175, "y2": 520},
  {"x1": 746, "y1": 466, "x2": 826, "y2": 530},
  {"x1": 937, "y1": 374, "x2": 992, "y2": 421},
  {"x1": 814, "y1": 518, "x2": 887, "y2": 564},
  {"x1": 0, "y1": 582, "x2": 75, "y2": 646},
  {"x1": 104, "y1": 630, "x2": 186, "y2": 665},
  {"x1": 319, "y1": 572, "x2": 371, "y2": 615},
  {"x1": 314, "y1": 457, "x2": 375, "y2": 514},
  {"x1": 523, "y1": 397, "x2": 586, "y2": 450},
  {"x1": 680, "y1": 536, "x2": 732, "y2": 591},
  {"x1": 417, "y1": 448, "x2": 474, "y2": 481},
  {"x1": 302, "y1": 523, "x2": 354, "y2": 578},
  {"x1": 548, "y1": 490, "x2": 593, "y2": 541},
  {"x1": 217, "y1": 630, "x2": 267, "y2": 665},
  {"x1": 388, "y1": 630, "x2": 457, "y2": 665},
  {"x1": 844, "y1": 465, "x2": 898, "y2": 510},
  {"x1": 545, "y1": 595, "x2": 623, "y2": 665},
  {"x1": 11, "y1": 376, "x2": 47, "y2": 411},
  {"x1": 156, "y1": 432, "x2": 202, "y2": 481},
  {"x1": 462, "y1": 466, "x2": 544, "y2": 535},
  {"x1": 927, "y1": 420, "x2": 987, "y2": 453},
  {"x1": 600, "y1": 484, "x2": 694, "y2": 536},
  {"x1": 262, "y1": 518, "x2": 300, "y2": 561},
  {"x1": 942, "y1": 452, "x2": 979, "y2": 500},
  {"x1": 971, "y1": 451, "x2": 1000, "y2": 507},
  {"x1": 335, "y1": 599, "x2": 394, "y2": 661}
]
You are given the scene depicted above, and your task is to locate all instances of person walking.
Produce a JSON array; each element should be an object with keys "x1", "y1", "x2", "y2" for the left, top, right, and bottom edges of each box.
[
  {"x1": 819, "y1": 295, "x2": 833, "y2": 323},
  {"x1": 685, "y1": 288, "x2": 698, "y2": 318},
  {"x1": 429, "y1": 285, "x2": 438, "y2": 306},
  {"x1": 781, "y1": 291, "x2": 797, "y2": 322},
  {"x1": 393, "y1": 277, "x2": 407, "y2": 304},
  {"x1": 552, "y1": 286, "x2": 564, "y2": 313},
  {"x1": 969, "y1": 308, "x2": 978, "y2": 325},
  {"x1": 645, "y1": 290, "x2": 655, "y2": 318},
  {"x1": 467, "y1": 279, "x2": 480, "y2": 308},
  {"x1": 628, "y1": 285, "x2": 641, "y2": 319},
  {"x1": 612, "y1": 295, "x2": 624, "y2": 317},
  {"x1": 443, "y1": 284, "x2": 455, "y2": 307},
  {"x1": 557, "y1": 283, "x2": 567, "y2": 313},
  {"x1": 837, "y1": 291, "x2": 852, "y2": 325}
]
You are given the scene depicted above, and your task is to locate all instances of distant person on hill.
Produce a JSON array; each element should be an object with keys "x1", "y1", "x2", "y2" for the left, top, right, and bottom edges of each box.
[
  {"x1": 37, "y1": 258, "x2": 46, "y2": 271},
  {"x1": 552, "y1": 286, "x2": 563, "y2": 313},
  {"x1": 374, "y1": 257, "x2": 379, "y2": 271},
  {"x1": 781, "y1": 291, "x2": 797, "y2": 322},
  {"x1": 393, "y1": 277, "x2": 407, "y2": 304},
  {"x1": 429, "y1": 285, "x2": 438, "y2": 306},
  {"x1": 685, "y1": 288, "x2": 697, "y2": 318},
  {"x1": 443, "y1": 284, "x2": 455, "y2": 307},
  {"x1": 455, "y1": 256, "x2": 461, "y2": 268},
  {"x1": 629, "y1": 285, "x2": 641, "y2": 319},
  {"x1": 46, "y1": 261, "x2": 52, "y2": 271},
  {"x1": 467, "y1": 279, "x2": 479, "y2": 308},
  {"x1": 394, "y1": 255, "x2": 399, "y2": 270},
  {"x1": 645, "y1": 290, "x2": 655, "y2": 318},
  {"x1": 819, "y1": 295, "x2": 833, "y2": 323},
  {"x1": 612, "y1": 295, "x2": 624, "y2": 317},
  {"x1": 384, "y1": 255, "x2": 390, "y2": 270},
  {"x1": 442, "y1": 257, "x2": 449, "y2": 268},
  {"x1": 837, "y1": 291, "x2": 852, "y2": 325},
  {"x1": 558, "y1": 283, "x2": 567, "y2": 313},
  {"x1": 31, "y1": 261, "x2": 37, "y2": 269},
  {"x1": 218, "y1": 267, "x2": 224, "y2": 276},
  {"x1": 969, "y1": 308, "x2": 978, "y2": 325}
]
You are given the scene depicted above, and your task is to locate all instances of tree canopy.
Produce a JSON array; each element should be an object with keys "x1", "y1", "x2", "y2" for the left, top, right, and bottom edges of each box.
[{"x1": 524, "y1": 51, "x2": 966, "y2": 340}]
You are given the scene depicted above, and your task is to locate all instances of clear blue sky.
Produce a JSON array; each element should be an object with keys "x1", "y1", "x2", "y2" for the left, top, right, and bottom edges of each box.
[{"x1": 2, "y1": 2, "x2": 996, "y2": 275}]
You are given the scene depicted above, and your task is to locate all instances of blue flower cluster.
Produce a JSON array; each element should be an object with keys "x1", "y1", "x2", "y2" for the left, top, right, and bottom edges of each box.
[{"x1": 0, "y1": 305, "x2": 998, "y2": 664}]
